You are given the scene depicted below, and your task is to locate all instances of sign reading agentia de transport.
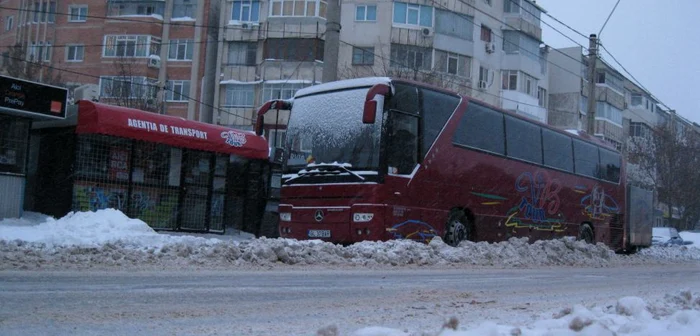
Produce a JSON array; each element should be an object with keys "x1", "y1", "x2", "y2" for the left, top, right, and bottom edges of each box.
[
  {"x1": 127, "y1": 117, "x2": 248, "y2": 148},
  {"x1": 0, "y1": 75, "x2": 67, "y2": 119}
]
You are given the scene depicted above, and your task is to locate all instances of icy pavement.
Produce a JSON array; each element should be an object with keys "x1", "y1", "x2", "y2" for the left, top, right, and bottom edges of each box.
[{"x1": 0, "y1": 209, "x2": 699, "y2": 271}]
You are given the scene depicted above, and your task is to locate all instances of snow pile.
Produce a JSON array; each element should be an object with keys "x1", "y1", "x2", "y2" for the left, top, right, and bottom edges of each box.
[
  {"x1": 1, "y1": 210, "x2": 699, "y2": 270},
  {"x1": 679, "y1": 231, "x2": 700, "y2": 247},
  {"x1": 349, "y1": 290, "x2": 700, "y2": 335}
]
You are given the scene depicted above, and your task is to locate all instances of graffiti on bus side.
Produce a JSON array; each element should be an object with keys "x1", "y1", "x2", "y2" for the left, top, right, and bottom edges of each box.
[
  {"x1": 579, "y1": 184, "x2": 620, "y2": 220},
  {"x1": 505, "y1": 170, "x2": 565, "y2": 231},
  {"x1": 387, "y1": 220, "x2": 438, "y2": 243}
]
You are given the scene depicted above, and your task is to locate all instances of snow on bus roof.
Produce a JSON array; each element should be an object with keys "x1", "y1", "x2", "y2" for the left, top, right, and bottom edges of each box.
[{"x1": 294, "y1": 77, "x2": 391, "y2": 98}]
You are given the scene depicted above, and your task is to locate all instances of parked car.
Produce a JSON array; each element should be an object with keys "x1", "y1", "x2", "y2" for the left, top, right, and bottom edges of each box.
[{"x1": 652, "y1": 227, "x2": 687, "y2": 246}]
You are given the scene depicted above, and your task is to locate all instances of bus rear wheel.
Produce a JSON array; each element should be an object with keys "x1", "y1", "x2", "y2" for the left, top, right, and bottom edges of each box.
[
  {"x1": 579, "y1": 224, "x2": 594, "y2": 244},
  {"x1": 445, "y1": 210, "x2": 471, "y2": 247}
]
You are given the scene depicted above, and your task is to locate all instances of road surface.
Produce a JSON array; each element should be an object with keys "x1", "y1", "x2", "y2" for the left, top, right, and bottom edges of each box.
[{"x1": 1, "y1": 265, "x2": 699, "y2": 335}]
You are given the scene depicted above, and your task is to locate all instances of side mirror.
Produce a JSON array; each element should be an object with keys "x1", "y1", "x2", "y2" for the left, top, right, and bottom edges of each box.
[
  {"x1": 255, "y1": 114, "x2": 265, "y2": 136},
  {"x1": 363, "y1": 83, "x2": 391, "y2": 124}
]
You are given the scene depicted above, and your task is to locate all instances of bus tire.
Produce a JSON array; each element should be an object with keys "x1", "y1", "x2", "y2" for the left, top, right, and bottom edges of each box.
[
  {"x1": 578, "y1": 224, "x2": 594, "y2": 244},
  {"x1": 445, "y1": 210, "x2": 470, "y2": 247}
]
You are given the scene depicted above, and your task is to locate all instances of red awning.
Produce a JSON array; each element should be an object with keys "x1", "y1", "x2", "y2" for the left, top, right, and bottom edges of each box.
[{"x1": 75, "y1": 101, "x2": 268, "y2": 159}]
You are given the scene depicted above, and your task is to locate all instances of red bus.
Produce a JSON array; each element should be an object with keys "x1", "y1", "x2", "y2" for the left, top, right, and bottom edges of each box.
[{"x1": 256, "y1": 77, "x2": 652, "y2": 252}]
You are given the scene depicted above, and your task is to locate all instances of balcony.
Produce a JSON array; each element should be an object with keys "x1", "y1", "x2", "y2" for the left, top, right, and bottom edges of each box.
[
  {"x1": 504, "y1": 16, "x2": 542, "y2": 41},
  {"x1": 501, "y1": 90, "x2": 546, "y2": 122},
  {"x1": 581, "y1": 80, "x2": 625, "y2": 110},
  {"x1": 107, "y1": 0, "x2": 165, "y2": 18}
]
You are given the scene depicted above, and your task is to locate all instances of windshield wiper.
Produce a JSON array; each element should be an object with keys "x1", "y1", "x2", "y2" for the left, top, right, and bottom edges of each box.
[{"x1": 287, "y1": 162, "x2": 366, "y2": 182}]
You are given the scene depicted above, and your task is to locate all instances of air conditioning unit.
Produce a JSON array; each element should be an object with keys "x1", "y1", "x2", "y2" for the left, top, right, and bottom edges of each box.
[
  {"x1": 421, "y1": 27, "x2": 433, "y2": 37},
  {"x1": 485, "y1": 43, "x2": 495, "y2": 54},
  {"x1": 478, "y1": 80, "x2": 487, "y2": 90},
  {"x1": 147, "y1": 57, "x2": 161, "y2": 69},
  {"x1": 241, "y1": 23, "x2": 251, "y2": 30},
  {"x1": 73, "y1": 84, "x2": 100, "y2": 102}
]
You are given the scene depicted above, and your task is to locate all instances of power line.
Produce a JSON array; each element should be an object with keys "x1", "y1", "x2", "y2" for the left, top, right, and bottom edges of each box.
[
  {"x1": 506, "y1": 0, "x2": 588, "y2": 50},
  {"x1": 2, "y1": 52, "x2": 260, "y2": 123}
]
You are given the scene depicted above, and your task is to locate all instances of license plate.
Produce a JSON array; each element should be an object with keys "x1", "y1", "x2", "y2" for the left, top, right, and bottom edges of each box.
[{"x1": 308, "y1": 229, "x2": 331, "y2": 238}]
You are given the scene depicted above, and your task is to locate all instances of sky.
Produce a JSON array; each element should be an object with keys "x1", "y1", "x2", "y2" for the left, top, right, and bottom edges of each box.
[{"x1": 535, "y1": 0, "x2": 700, "y2": 124}]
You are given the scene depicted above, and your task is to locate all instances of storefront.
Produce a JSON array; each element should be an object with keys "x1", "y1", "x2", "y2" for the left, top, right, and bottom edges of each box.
[
  {"x1": 27, "y1": 100, "x2": 272, "y2": 233},
  {"x1": 0, "y1": 75, "x2": 67, "y2": 219}
]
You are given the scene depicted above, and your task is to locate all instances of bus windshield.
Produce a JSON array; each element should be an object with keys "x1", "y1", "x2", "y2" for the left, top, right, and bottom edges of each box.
[{"x1": 284, "y1": 87, "x2": 382, "y2": 176}]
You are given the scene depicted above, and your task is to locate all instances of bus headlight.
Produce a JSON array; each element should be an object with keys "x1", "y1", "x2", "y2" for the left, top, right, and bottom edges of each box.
[
  {"x1": 353, "y1": 213, "x2": 374, "y2": 222},
  {"x1": 280, "y1": 212, "x2": 292, "y2": 222}
]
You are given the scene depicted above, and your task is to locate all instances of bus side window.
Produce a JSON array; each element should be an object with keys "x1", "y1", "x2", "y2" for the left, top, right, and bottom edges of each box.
[
  {"x1": 542, "y1": 129, "x2": 574, "y2": 172},
  {"x1": 505, "y1": 115, "x2": 542, "y2": 164},
  {"x1": 573, "y1": 139, "x2": 599, "y2": 178},
  {"x1": 452, "y1": 102, "x2": 505, "y2": 155},
  {"x1": 599, "y1": 148, "x2": 621, "y2": 182},
  {"x1": 420, "y1": 88, "x2": 460, "y2": 156}
]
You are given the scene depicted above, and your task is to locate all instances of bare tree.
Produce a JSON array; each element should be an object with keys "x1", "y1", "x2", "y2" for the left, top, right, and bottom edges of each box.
[
  {"x1": 1, "y1": 43, "x2": 64, "y2": 86},
  {"x1": 101, "y1": 57, "x2": 163, "y2": 113}
]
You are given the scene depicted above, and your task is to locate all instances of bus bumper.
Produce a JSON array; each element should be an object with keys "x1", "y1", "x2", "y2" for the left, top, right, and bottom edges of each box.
[{"x1": 278, "y1": 204, "x2": 387, "y2": 244}]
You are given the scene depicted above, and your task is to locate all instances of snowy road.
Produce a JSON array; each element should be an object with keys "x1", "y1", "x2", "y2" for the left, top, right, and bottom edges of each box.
[{"x1": 1, "y1": 265, "x2": 699, "y2": 335}]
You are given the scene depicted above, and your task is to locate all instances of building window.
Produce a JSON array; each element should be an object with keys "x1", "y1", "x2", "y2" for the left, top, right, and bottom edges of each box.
[
  {"x1": 393, "y1": 2, "x2": 433, "y2": 27},
  {"x1": 263, "y1": 38, "x2": 324, "y2": 61},
  {"x1": 520, "y1": 72, "x2": 537, "y2": 97},
  {"x1": 390, "y1": 44, "x2": 431, "y2": 70},
  {"x1": 352, "y1": 47, "x2": 374, "y2": 65},
  {"x1": 479, "y1": 66, "x2": 489, "y2": 87},
  {"x1": 100, "y1": 76, "x2": 158, "y2": 98},
  {"x1": 269, "y1": 0, "x2": 328, "y2": 18},
  {"x1": 107, "y1": 1, "x2": 164, "y2": 17},
  {"x1": 596, "y1": 102, "x2": 623, "y2": 125},
  {"x1": 0, "y1": 116, "x2": 30, "y2": 175},
  {"x1": 32, "y1": 1, "x2": 56, "y2": 23},
  {"x1": 267, "y1": 129, "x2": 286, "y2": 148},
  {"x1": 166, "y1": 80, "x2": 190, "y2": 101},
  {"x1": 69, "y1": 5, "x2": 88, "y2": 22},
  {"x1": 483, "y1": 0, "x2": 492, "y2": 6},
  {"x1": 168, "y1": 39, "x2": 194, "y2": 60},
  {"x1": 262, "y1": 82, "x2": 308, "y2": 102},
  {"x1": 29, "y1": 42, "x2": 52, "y2": 62},
  {"x1": 538, "y1": 87, "x2": 547, "y2": 108},
  {"x1": 503, "y1": 30, "x2": 540, "y2": 61},
  {"x1": 355, "y1": 5, "x2": 376, "y2": 21},
  {"x1": 173, "y1": 0, "x2": 197, "y2": 18},
  {"x1": 5, "y1": 16, "x2": 13, "y2": 31},
  {"x1": 66, "y1": 45, "x2": 84, "y2": 62},
  {"x1": 232, "y1": 0, "x2": 260, "y2": 22},
  {"x1": 501, "y1": 70, "x2": 518, "y2": 90},
  {"x1": 223, "y1": 84, "x2": 255, "y2": 107},
  {"x1": 630, "y1": 93, "x2": 642, "y2": 106},
  {"x1": 227, "y1": 42, "x2": 257, "y2": 65},
  {"x1": 595, "y1": 70, "x2": 624, "y2": 93},
  {"x1": 480, "y1": 25, "x2": 492, "y2": 42},
  {"x1": 435, "y1": 50, "x2": 470, "y2": 77},
  {"x1": 435, "y1": 9, "x2": 473, "y2": 41},
  {"x1": 103, "y1": 35, "x2": 159, "y2": 58}
]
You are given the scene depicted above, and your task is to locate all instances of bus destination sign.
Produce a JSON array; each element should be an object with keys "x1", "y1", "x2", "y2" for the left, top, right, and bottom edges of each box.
[{"x1": 0, "y1": 75, "x2": 68, "y2": 119}]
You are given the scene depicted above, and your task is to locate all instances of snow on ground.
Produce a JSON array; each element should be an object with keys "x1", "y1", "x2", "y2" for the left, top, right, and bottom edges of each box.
[
  {"x1": 1, "y1": 210, "x2": 700, "y2": 335},
  {"x1": 680, "y1": 231, "x2": 700, "y2": 248},
  {"x1": 1, "y1": 209, "x2": 699, "y2": 271},
  {"x1": 349, "y1": 290, "x2": 700, "y2": 336}
]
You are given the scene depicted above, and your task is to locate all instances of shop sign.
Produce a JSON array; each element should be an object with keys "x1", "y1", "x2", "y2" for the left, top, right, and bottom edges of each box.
[{"x1": 0, "y1": 75, "x2": 67, "y2": 119}]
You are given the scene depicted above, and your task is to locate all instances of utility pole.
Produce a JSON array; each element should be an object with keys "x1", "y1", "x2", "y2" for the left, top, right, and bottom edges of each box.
[
  {"x1": 585, "y1": 34, "x2": 598, "y2": 135},
  {"x1": 322, "y1": 0, "x2": 341, "y2": 83},
  {"x1": 200, "y1": 0, "x2": 221, "y2": 124}
]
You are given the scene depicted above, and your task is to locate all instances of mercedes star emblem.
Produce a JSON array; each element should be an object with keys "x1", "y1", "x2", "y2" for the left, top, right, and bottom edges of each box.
[{"x1": 314, "y1": 210, "x2": 324, "y2": 222}]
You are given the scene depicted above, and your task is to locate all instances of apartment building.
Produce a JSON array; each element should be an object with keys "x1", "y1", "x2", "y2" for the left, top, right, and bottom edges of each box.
[
  {"x1": 548, "y1": 46, "x2": 625, "y2": 149},
  {"x1": 0, "y1": 0, "x2": 209, "y2": 120},
  {"x1": 216, "y1": 0, "x2": 551, "y2": 143}
]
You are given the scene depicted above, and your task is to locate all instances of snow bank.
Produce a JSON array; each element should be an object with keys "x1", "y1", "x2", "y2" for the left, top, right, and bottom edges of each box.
[
  {"x1": 1, "y1": 210, "x2": 699, "y2": 270},
  {"x1": 347, "y1": 290, "x2": 700, "y2": 336},
  {"x1": 679, "y1": 231, "x2": 700, "y2": 247}
]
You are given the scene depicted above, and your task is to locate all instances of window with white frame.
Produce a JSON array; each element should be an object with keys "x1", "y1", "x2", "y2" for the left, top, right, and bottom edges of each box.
[
  {"x1": 32, "y1": 1, "x2": 56, "y2": 23},
  {"x1": 262, "y1": 82, "x2": 307, "y2": 102},
  {"x1": 5, "y1": 16, "x2": 13, "y2": 31},
  {"x1": 630, "y1": 93, "x2": 642, "y2": 106},
  {"x1": 478, "y1": 66, "x2": 489, "y2": 87},
  {"x1": 435, "y1": 50, "x2": 470, "y2": 77},
  {"x1": 29, "y1": 42, "x2": 52, "y2": 62},
  {"x1": 435, "y1": 9, "x2": 473, "y2": 41},
  {"x1": 503, "y1": 30, "x2": 540, "y2": 61},
  {"x1": 100, "y1": 76, "x2": 158, "y2": 98},
  {"x1": 352, "y1": 47, "x2": 374, "y2": 65},
  {"x1": 501, "y1": 70, "x2": 518, "y2": 90},
  {"x1": 537, "y1": 87, "x2": 547, "y2": 108},
  {"x1": 519, "y1": 72, "x2": 537, "y2": 97},
  {"x1": 596, "y1": 102, "x2": 622, "y2": 125},
  {"x1": 355, "y1": 4, "x2": 376, "y2": 21},
  {"x1": 480, "y1": 25, "x2": 492, "y2": 42},
  {"x1": 227, "y1": 42, "x2": 257, "y2": 65},
  {"x1": 107, "y1": 1, "x2": 164, "y2": 16},
  {"x1": 168, "y1": 39, "x2": 194, "y2": 60},
  {"x1": 269, "y1": 0, "x2": 328, "y2": 18},
  {"x1": 504, "y1": 0, "x2": 541, "y2": 25},
  {"x1": 173, "y1": 0, "x2": 197, "y2": 18},
  {"x1": 166, "y1": 80, "x2": 190, "y2": 101},
  {"x1": 595, "y1": 70, "x2": 623, "y2": 93},
  {"x1": 267, "y1": 129, "x2": 286, "y2": 148},
  {"x1": 390, "y1": 44, "x2": 431, "y2": 70},
  {"x1": 223, "y1": 84, "x2": 255, "y2": 107},
  {"x1": 232, "y1": 0, "x2": 260, "y2": 22},
  {"x1": 66, "y1": 45, "x2": 84, "y2": 62},
  {"x1": 393, "y1": 2, "x2": 433, "y2": 27},
  {"x1": 103, "y1": 35, "x2": 159, "y2": 57},
  {"x1": 69, "y1": 5, "x2": 88, "y2": 22}
]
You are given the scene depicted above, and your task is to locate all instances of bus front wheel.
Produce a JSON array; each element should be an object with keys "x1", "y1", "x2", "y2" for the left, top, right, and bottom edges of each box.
[
  {"x1": 579, "y1": 224, "x2": 594, "y2": 244},
  {"x1": 445, "y1": 210, "x2": 471, "y2": 247}
]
